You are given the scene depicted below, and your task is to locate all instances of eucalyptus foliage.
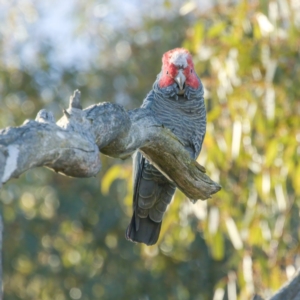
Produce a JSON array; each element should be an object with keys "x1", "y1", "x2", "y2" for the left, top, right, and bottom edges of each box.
[{"x1": 1, "y1": 1, "x2": 299, "y2": 300}]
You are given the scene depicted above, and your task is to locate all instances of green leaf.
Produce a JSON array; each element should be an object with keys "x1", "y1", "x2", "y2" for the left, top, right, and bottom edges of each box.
[
  {"x1": 101, "y1": 164, "x2": 126, "y2": 195},
  {"x1": 207, "y1": 22, "x2": 226, "y2": 38},
  {"x1": 193, "y1": 22, "x2": 205, "y2": 52},
  {"x1": 211, "y1": 231, "x2": 225, "y2": 260},
  {"x1": 265, "y1": 140, "x2": 278, "y2": 167}
]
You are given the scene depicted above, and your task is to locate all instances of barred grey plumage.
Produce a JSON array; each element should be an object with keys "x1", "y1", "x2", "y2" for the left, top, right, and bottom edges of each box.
[{"x1": 147, "y1": 81, "x2": 206, "y2": 158}]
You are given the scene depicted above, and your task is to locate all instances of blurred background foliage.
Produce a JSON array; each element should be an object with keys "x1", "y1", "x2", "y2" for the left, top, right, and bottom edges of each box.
[{"x1": 0, "y1": 0, "x2": 300, "y2": 299}]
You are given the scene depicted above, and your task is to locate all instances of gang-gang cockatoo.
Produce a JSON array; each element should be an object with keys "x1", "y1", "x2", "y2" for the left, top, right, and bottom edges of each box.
[{"x1": 126, "y1": 48, "x2": 206, "y2": 245}]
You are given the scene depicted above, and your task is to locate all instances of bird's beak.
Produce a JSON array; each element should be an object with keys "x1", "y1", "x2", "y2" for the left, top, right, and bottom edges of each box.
[{"x1": 174, "y1": 69, "x2": 186, "y2": 91}]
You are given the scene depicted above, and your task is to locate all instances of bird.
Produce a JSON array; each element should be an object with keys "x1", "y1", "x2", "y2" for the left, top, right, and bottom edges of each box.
[{"x1": 126, "y1": 48, "x2": 206, "y2": 245}]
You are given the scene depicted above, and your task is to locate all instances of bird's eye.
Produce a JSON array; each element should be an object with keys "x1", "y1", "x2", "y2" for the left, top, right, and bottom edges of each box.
[
  {"x1": 166, "y1": 71, "x2": 169, "y2": 75},
  {"x1": 191, "y1": 69, "x2": 193, "y2": 73}
]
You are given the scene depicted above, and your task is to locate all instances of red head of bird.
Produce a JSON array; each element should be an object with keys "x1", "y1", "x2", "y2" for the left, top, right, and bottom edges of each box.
[{"x1": 158, "y1": 48, "x2": 200, "y2": 94}]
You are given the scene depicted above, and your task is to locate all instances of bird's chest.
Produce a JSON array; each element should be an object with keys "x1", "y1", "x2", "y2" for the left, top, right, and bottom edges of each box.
[{"x1": 152, "y1": 98, "x2": 198, "y2": 143}]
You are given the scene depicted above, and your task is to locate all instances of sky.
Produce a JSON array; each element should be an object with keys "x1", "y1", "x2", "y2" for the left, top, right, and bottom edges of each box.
[{"x1": 1, "y1": 0, "x2": 215, "y2": 70}]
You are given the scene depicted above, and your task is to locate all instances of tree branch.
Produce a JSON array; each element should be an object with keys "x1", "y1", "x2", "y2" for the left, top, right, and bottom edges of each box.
[{"x1": 0, "y1": 90, "x2": 221, "y2": 200}]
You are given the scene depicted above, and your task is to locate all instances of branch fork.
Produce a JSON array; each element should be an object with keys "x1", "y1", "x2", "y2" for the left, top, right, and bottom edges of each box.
[{"x1": 0, "y1": 90, "x2": 221, "y2": 199}]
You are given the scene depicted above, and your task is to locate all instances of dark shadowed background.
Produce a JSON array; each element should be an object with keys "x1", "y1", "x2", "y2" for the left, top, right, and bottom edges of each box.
[{"x1": 1, "y1": 0, "x2": 300, "y2": 299}]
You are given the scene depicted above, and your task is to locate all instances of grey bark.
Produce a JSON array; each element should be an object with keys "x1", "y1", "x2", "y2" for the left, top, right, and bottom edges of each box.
[{"x1": 0, "y1": 90, "x2": 220, "y2": 199}]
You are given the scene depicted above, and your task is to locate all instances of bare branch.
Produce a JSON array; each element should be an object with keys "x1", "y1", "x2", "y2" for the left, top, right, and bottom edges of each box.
[
  {"x1": 69, "y1": 89, "x2": 82, "y2": 110},
  {"x1": 0, "y1": 90, "x2": 221, "y2": 199}
]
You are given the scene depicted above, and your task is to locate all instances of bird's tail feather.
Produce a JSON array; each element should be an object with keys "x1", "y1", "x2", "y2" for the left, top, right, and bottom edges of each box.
[{"x1": 126, "y1": 212, "x2": 162, "y2": 246}]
